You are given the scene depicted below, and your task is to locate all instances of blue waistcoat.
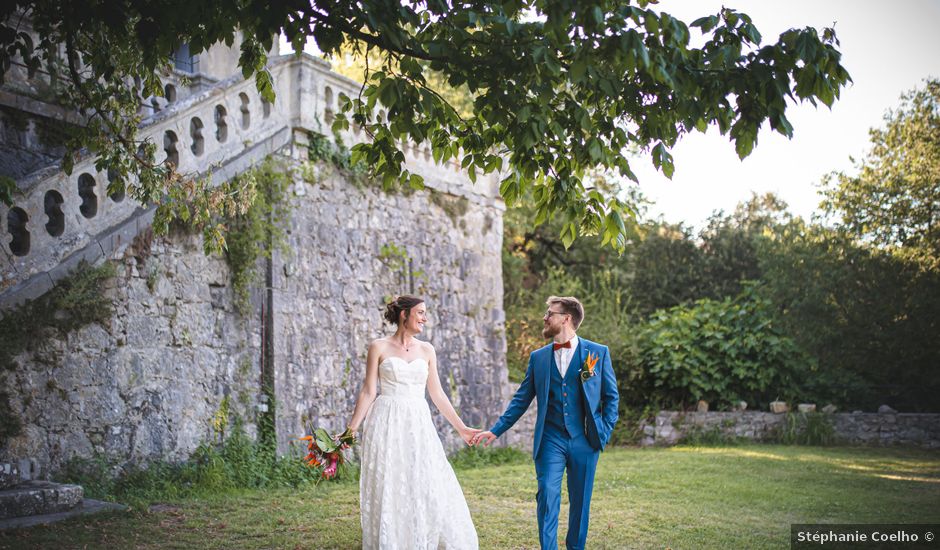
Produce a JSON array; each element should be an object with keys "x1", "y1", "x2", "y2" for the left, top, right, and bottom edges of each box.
[{"x1": 544, "y1": 357, "x2": 585, "y2": 438}]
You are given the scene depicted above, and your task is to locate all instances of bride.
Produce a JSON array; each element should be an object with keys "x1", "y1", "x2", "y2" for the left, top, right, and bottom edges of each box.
[{"x1": 346, "y1": 295, "x2": 480, "y2": 549}]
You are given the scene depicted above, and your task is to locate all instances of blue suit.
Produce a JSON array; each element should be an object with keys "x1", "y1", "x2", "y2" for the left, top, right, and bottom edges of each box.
[{"x1": 491, "y1": 338, "x2": 619, "y2": 549}]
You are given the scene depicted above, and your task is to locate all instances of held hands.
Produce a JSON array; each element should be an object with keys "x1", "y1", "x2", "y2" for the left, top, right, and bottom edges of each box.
[
  {"x1": 470, "y1": 431, "x2": 497, "y2": 447},
  {"x1": 458, "y1": 426, "x2": 482, "y2": 446}
]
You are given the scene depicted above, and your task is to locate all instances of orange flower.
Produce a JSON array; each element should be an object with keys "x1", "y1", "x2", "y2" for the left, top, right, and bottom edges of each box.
[
  {"x1": 586, "y1": 353, "x2": 598, "y2": 373},
  {"x1": 580, "y1": 352, "x2": 599, "y2": 382}
]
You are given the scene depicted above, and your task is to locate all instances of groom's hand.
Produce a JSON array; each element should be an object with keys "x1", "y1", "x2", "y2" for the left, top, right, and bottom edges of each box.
[{"x1": 471, "y1": 431, "x2": 497, "y2": 447}]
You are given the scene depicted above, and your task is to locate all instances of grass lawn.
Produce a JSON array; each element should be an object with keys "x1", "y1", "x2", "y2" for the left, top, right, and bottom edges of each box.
[{"x1": 2, "y1": 444, "x2": 938, "y2": 549}]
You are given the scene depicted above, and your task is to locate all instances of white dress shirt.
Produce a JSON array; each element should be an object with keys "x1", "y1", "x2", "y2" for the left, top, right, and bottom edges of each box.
[{"x1": 554, "y1": 335, "x2": 579, "y2": 378}]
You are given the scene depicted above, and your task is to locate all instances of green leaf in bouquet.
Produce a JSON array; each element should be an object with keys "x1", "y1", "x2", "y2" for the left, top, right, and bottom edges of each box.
[{"x1": 314, "y1": 428, "x2": 338, "y2": 453}]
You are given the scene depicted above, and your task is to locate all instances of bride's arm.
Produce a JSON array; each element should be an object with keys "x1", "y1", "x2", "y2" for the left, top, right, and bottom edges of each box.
[
  {"x1": 347, "y1": 341, "x2": 381, "y2": 435},
  {"x1": 426, "y1": 347, "x2": 479, "y2": 444}
]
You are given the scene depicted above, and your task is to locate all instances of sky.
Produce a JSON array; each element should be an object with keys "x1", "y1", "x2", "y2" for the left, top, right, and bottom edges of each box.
[{"x1": 631, "y1": 0, "x2": 940, "y2": 228}]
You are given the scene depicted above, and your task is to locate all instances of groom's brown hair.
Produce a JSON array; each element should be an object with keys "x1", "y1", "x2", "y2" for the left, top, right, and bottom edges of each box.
[{"x1": 546, "y1": 296, "x2": 584, "y2": 330}]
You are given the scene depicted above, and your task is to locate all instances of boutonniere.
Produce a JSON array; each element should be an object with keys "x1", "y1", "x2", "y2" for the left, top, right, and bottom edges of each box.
[{"x1": 580, "y1": 352, "x2": 599, "y2": 382}]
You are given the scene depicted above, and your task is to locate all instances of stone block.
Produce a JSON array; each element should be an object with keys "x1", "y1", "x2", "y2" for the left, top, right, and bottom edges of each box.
[
  {"x1": 0, "y1": 464, "x2": 19, "y2": 490},
  {"x1": 16, "y1": 459, "x2": 34, "y2": 481},
  {"x1": 769, "y1": 401, "x2": 789, "y2": 414},
  {"x1": 0, "y1": 481, "x2": 83, "y2": 520},
  {"x1": 797, "y1": 404, "x2": 816, "y2": 413}
]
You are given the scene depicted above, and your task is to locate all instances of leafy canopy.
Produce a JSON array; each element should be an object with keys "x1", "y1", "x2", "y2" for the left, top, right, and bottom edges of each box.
[{"x1": 1, "y1": 1, "x2": 850, "y2": 251}]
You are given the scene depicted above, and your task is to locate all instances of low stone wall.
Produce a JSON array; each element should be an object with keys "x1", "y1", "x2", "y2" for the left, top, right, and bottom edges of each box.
[{"x1": 645, "y1": 411, "x2": 940, "y2": 448}]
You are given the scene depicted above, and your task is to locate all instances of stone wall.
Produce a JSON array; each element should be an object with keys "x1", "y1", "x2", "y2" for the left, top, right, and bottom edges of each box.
[
  {"x1": 646, "y1": 411, "x2": 940, "y2": 448},
  {"x1": 271, "y1": 155, "x2": 519, "y2": 453},
  {"x1": 1, "y1": 229, "x2": 264, "y2": 477},
  {"x1": 0, "y1": 152, "x2": 529, "y2": 479}
]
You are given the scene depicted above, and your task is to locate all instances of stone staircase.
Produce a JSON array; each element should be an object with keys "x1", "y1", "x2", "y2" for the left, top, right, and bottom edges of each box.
[{"x1": 0, "y1": 460, "x2": 125, "y2": 529}]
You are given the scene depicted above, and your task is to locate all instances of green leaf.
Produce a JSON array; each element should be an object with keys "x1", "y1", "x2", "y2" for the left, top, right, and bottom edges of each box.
[
  {"x1": 62, "y1": 152, "x2": 74, "y2": 175},
  {"x1": 569, "y1": 59, "x2": 587, "y2": 83},
  {"x1": 560, "y1": 221, "x2": 577, "y2": 249},
  {"x1": 517, "y1": 105, "x2": 531, "y2": 122},
  {"x1": 256, "y1": 69, "x2": 276, "y2": 103},
  {"x1": 0, "y1": 176, "x2": 15, "y2": 206},
  {"x1": 691, "y1": 15, "x2": 719, "y2": 32},
  {"x1": 408, "y1": 172, "x2": 425, "y2": 190},
  {"x1": 587, "y1": 138, "x2": 603, "y2": 162},
  {"x1": 499, "y1": 176, "x2": 521, "y2": 205}
]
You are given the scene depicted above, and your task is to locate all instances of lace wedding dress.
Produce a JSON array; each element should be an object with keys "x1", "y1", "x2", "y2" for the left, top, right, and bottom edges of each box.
[{"x1": 359, "y1": 356, "x2": 479, "y2": 550}]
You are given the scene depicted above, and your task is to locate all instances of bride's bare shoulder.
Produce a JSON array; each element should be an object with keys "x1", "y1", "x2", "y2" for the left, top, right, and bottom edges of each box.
[{"x1": 368, "y1": 338, "x2": 391, "y2": 353}]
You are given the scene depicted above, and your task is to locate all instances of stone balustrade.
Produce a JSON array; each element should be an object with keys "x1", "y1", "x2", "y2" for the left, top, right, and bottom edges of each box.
[{"x1": 1, "y1": 53, "x2": 502, "y2": 308}]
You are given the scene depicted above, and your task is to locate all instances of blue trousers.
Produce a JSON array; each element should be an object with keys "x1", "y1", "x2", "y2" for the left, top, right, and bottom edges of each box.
[{"x1": 534, "y1": 425, "x2": 600, "y2": 550}]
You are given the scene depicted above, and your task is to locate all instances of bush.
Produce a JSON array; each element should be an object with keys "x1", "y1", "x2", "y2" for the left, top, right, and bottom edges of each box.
[
  {"x1": 224, "y1": 159, "x2": 292, "y2": 314},
  {"x1": 756, "y1": 222, "x2": 940, "y2": 411},
  {"x1": 638, "y1": 285, "x2": 814, "y2": 411}
]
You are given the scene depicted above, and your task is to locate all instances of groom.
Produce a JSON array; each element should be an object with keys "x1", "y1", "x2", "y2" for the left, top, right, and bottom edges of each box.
[{"x1": 473, "y1": 296, "x2": 619, "y2": 550}]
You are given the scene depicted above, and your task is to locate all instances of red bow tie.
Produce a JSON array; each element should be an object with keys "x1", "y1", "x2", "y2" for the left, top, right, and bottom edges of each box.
[{"x1": 553, "y1": 341, "x2": 572, "y2": 351}]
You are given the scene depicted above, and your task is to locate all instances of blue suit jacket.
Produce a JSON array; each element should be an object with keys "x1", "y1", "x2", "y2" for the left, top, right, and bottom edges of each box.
[{"x1": 491, "y1": 337, "x2": 620, "y2": 459}]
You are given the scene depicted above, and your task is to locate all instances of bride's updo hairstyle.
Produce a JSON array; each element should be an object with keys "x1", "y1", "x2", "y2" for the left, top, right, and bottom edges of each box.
[{"x1": 383, "y1": 295, "x2": 425, "y2": 326}]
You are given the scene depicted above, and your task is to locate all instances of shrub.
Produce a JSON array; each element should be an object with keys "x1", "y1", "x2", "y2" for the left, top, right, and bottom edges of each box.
[{"x1": 638, "y1": 285, "x2": 813, "y2": 411}]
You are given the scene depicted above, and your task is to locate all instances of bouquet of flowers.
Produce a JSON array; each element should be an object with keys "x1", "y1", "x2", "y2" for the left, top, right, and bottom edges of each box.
[{"x1": 300, "y1": 427, "x2": 356, "y2": 480}]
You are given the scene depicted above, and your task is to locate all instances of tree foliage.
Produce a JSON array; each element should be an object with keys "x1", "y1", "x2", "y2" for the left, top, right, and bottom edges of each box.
[
  {"x1": 2, "y1": 1, "x2": 849, "y2": 250},
  {"x1": 504, "y1": 186, "x2": 940, "y2": 412},
  {"x1": 628, "y1": 193, "x2": 788, "y2": 314},
  {"x1": 756, "y1": 220, "x2": 940, "y2": 411},
  {"x1": 821, "y1": 79, "x2": 940, "y2": 268}
]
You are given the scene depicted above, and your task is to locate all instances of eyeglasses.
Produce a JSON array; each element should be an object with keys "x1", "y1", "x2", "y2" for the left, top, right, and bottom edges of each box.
[{"x1": 543, "y1": 310, "x2": 568, "y2": 319}]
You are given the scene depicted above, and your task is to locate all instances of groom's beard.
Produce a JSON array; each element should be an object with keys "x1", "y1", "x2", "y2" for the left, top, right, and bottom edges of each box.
[{"x1": 542, "y1": 324, "x2": 560, "y2": 339}]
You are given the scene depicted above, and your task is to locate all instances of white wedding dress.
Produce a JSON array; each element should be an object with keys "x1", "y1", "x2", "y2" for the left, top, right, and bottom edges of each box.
[{"x1": 359, "y1": 356, "x2": 479, "y2": 550}]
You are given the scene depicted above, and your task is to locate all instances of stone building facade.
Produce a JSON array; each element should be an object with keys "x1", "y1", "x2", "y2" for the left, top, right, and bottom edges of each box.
[{"x1": 0, "y1": 34, "x2": 531, "y2": 479}]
